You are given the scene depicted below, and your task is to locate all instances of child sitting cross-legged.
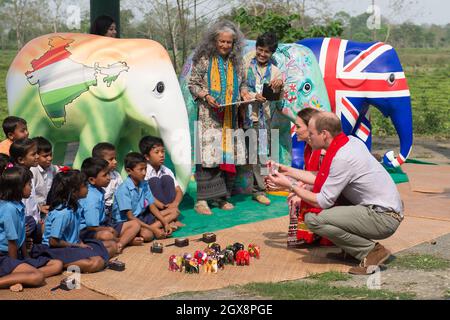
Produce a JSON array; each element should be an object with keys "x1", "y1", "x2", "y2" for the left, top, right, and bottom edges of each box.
[
  {"x1": 91, "y1": 143, "x2": 123, "y2": 217},
  {"x1": 79, "y1": 157, "x2": 142, "y2": 253},
  {"x1": 112, "y1": 152, "x2": 174, "y2": 241},
  {"x1": 0, "y1": 166, "x2": 62, "y2": 291},
  {"x1": 30, "y1": 169, "x2": 117, "y2": 273},
  {"x1": 10, "y1": 138, "x2": 42, "y2": 245},
  {"x1": 139, "y1": 135, "x2": 184, "y2": 229}
]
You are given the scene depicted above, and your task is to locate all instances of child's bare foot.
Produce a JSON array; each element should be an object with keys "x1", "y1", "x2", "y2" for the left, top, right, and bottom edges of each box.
[
  {"x1": 130, "y1": 237, "x2": 144, "y2": 246},
  {"x1": 154, "y1": 229, "x2": 167, "y2": 239},
  {"x1": 174, "y1": 221, "x2": 185, "y2": 227},
  {"x1": 10, "y1": 284, "x2": 23, "y2": 292}
]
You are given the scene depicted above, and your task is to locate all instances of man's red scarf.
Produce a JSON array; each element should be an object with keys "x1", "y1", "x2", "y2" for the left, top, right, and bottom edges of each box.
[
  {"x1": 300, "y1": 133, "x2": 349, "y2": 214},
  {"x1": 297, "y1": 133, "x2": 349, "y2": 244}
]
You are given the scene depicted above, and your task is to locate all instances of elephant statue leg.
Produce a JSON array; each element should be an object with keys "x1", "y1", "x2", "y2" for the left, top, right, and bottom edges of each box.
[{"x1": 352, "y1": 111, "x2": 372, "y2": 151}]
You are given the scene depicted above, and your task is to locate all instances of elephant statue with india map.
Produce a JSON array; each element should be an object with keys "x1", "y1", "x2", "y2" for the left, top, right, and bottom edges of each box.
[{"x1": 6, "y1": 33, "x2": 192, "y2": 191}]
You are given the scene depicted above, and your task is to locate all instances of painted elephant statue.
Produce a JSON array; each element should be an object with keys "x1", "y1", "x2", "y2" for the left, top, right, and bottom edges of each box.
[
  {"x1": 180, "y1": 40, "x2": 330, "y2": 193},
  {"x1": 298, "y1": 37, "x2": 413, "y2": 168},
  {"x1": 6, "y1": 33, "x2": 191, "y2": 191}
]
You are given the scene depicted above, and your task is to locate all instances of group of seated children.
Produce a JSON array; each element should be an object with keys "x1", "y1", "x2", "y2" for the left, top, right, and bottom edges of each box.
[{"x1": 0, "y1": 116, "x2": 183, "y2": 291}]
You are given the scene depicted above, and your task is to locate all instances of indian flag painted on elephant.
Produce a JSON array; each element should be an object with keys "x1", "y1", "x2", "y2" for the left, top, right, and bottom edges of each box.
[{"x1": 25, "y1": 36, "x2": 97, "y2": 126}]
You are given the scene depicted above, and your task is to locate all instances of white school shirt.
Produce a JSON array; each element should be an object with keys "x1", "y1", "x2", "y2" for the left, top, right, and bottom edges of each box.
[
  {"x1": 30, "y1": 164, "x2": 59, "y2": 205},
  {"x1": 103, "y1": 170, "x2": 123, "y2": 207},
  {"x1": 144, "y1": 164, "x2": 179, "y2": 188},
  {"x1": 22, "y1": 179, "x2": 40, "y2": 222}
]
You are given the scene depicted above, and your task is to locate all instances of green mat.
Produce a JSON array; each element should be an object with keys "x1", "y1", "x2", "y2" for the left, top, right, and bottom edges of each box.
[
  {"x1": 174, "y1": 193, "x2": 288, "y2": 237},
  {"x1": 384, "y1": 158, "x2": 437, "y2": 184},
  {"x1": 173, "y1": 159, "x2": 435, "y2": 238}
]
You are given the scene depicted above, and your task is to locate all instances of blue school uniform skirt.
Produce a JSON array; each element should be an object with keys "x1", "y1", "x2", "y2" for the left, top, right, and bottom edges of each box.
[
  {"x1": 0, "y1": 252, "x2": 50, "y2": 277},
  {"x1": 79, "y1": 221, "x2": 124, "y2": 242},
  {"x1": 30, "y1": 239, "x2": 109, "y2": 265},
  {"x1": 138, "y1": 212, "x2": 155, "y2": 225}
]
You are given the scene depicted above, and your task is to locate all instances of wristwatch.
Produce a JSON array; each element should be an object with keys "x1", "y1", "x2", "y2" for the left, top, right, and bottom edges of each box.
[{"x1": 289, "y1": 181, "x2": 297, "y2": 192}]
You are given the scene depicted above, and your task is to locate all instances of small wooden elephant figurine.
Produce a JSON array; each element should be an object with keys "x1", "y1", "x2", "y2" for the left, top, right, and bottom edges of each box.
[
  {"x1": 221, "y1": 249, "x2": 235, "y2": 265},
  {"x1": 185, "y1": 258, "x2": 199, "y2": 274},
  {"x1": 216, "y1": 252, "x2": 226, "y2": 269},
  {"x1": 235, "y1": 250, "x2": 250, "y2": 266},
  {"x1": 248, "y1": 244, "x2": 261, "y2": 259},
  {"x1": 194, "y1": 250, "x2": 208, "y2": 265},
  {"x1": 206, "y1": 243, "x2": 221, "y2": 255},
  {"x1": 211, "y1": 259, "x2": 218, "y2": 273},
  {"x1": 169, "y1": 255, "x2": 180, "y2": 271},
  {"x1": 232, "y1": 243, "x2": 245, "y2": 257}
]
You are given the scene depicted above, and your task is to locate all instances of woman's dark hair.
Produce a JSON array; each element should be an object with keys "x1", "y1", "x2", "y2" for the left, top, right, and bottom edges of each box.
[
  {"x1": 0, "y1": 166, "x2": 33, "y2": 201},
  {"x1": 297, "y1": 107, "x2": 321, "y2": 126},
  {"x1": 124, "y1": 152, "x2": 146, "y2": 170},
  {"x1": 47, "y1": 170, "x2": 86, "y2": 211},
  {"x1": 10, "y1": 138, "x2": 36, "y2": 165},
  {"x1": 90, "y1": 15, "x2": 115, "y2": 36},
  {"x1": 0, "y1": 153, "x2": 10, "y2": 176},
  {"x1": 139, "y1": 135, "x2": 164, "y2": 156},
  {"x1": 256, "y1": 32, "x2": 279, "y2": 53},
  {"x1": 32, "y1": 136, "x2": 52, "y2": 154},
  {"x1": 81, "y1": 157, "x2": 109, "y2": 179}
]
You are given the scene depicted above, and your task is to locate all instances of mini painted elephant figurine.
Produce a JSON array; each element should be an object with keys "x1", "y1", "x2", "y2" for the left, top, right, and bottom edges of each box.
[
  {"x1": 194, "y1": 250, "x2": 208, "y2": 265},
  {"x1": 168, "y1": 255, "x2": 180, "y2": 271},
  {"x1": 216, "y1": 252, "x2": 226, "y2": 269},
  {"x1": 206, "y1": 243, "x2": 221, "y2": 255},
  {"x1": 248, "y1": 244, "x2": 261, "y2": 259},
  {"x1": 211, "y1": 259, "x2": 218, "y2": 273},
  {"x1": 185, "y1": 258, "x2": 199, "y2": 274},
  {"x1": 204, "y1": 258, "x2": 218, "y2": 273},
  {"x1": 221, "y1": 249, "x2": 235, "y2": 265},
  {"x1": 230, "y1": 243, "x2": 245, "y2": 258},
  {"x1": 235, "y1": 250, "x2": 250, "y2": 266}
]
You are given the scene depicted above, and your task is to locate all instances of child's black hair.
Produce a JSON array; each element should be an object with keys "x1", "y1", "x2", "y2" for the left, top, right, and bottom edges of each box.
[
  {"x1": 0, "y1": 166, "x2": 33, "y2": 201},
  {"x1": 139, "y1": 135, "x2": 164, "y2": 156},
  {"x1": 124, "y1": 152, "x2": 146, "y2": 170},
  {"x1": 92, "y1": 142, "x2": 116, "y2": 159},
  {"x1": 81, "y1": 157, "x2": 109, "y2": 179},
  {"x1": 32, "y1": 136, "x2": 52, "y2": 154},
  {"x1": 256, "y1": 32, "x2": 279, "y2": 53},
  {"x1": 47, "y1": 169, "x2": 86, "y2": 211},
  {"x1": 0, "y1": 153, "x2": 10, "y2": 176},
  {"x1": 2, "y1": 116, "x2": 27, "y2": 137},
  {"x1": 9, "y1": 138, "x2": 36, "y2": 165}
]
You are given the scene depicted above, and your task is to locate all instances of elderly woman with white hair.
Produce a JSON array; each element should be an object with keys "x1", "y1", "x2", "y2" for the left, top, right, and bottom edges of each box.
[{"x1": 188, "y1": 20, "x2": 252, "y2": 215}]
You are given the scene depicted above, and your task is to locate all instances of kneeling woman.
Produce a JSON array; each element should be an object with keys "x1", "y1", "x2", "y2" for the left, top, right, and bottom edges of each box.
[{"x1": 31, "y1": 169, "x2": 117, "y2": 273}]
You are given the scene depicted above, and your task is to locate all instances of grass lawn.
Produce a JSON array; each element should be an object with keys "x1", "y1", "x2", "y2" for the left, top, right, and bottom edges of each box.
[
  {"x1": 387, "y1": 253, "x2": 450, "y2": 271},
  {"x1": 236, "y1": 271, "x2": 415, "y2": 300}
]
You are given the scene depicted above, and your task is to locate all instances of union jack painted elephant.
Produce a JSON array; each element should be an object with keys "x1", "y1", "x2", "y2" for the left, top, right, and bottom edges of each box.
[{"x1": 297, "y1": 37, "x2": 413, "y2": 168}]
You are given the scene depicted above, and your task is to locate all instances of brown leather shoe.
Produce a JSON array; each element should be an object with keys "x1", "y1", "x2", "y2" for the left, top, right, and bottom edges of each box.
[
  {"x1": 365, "y1": 243, "x2": 391, "y2": 266},
  {"x1": 348, "y1": 243, "x2": 391, "y2": 275}
]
